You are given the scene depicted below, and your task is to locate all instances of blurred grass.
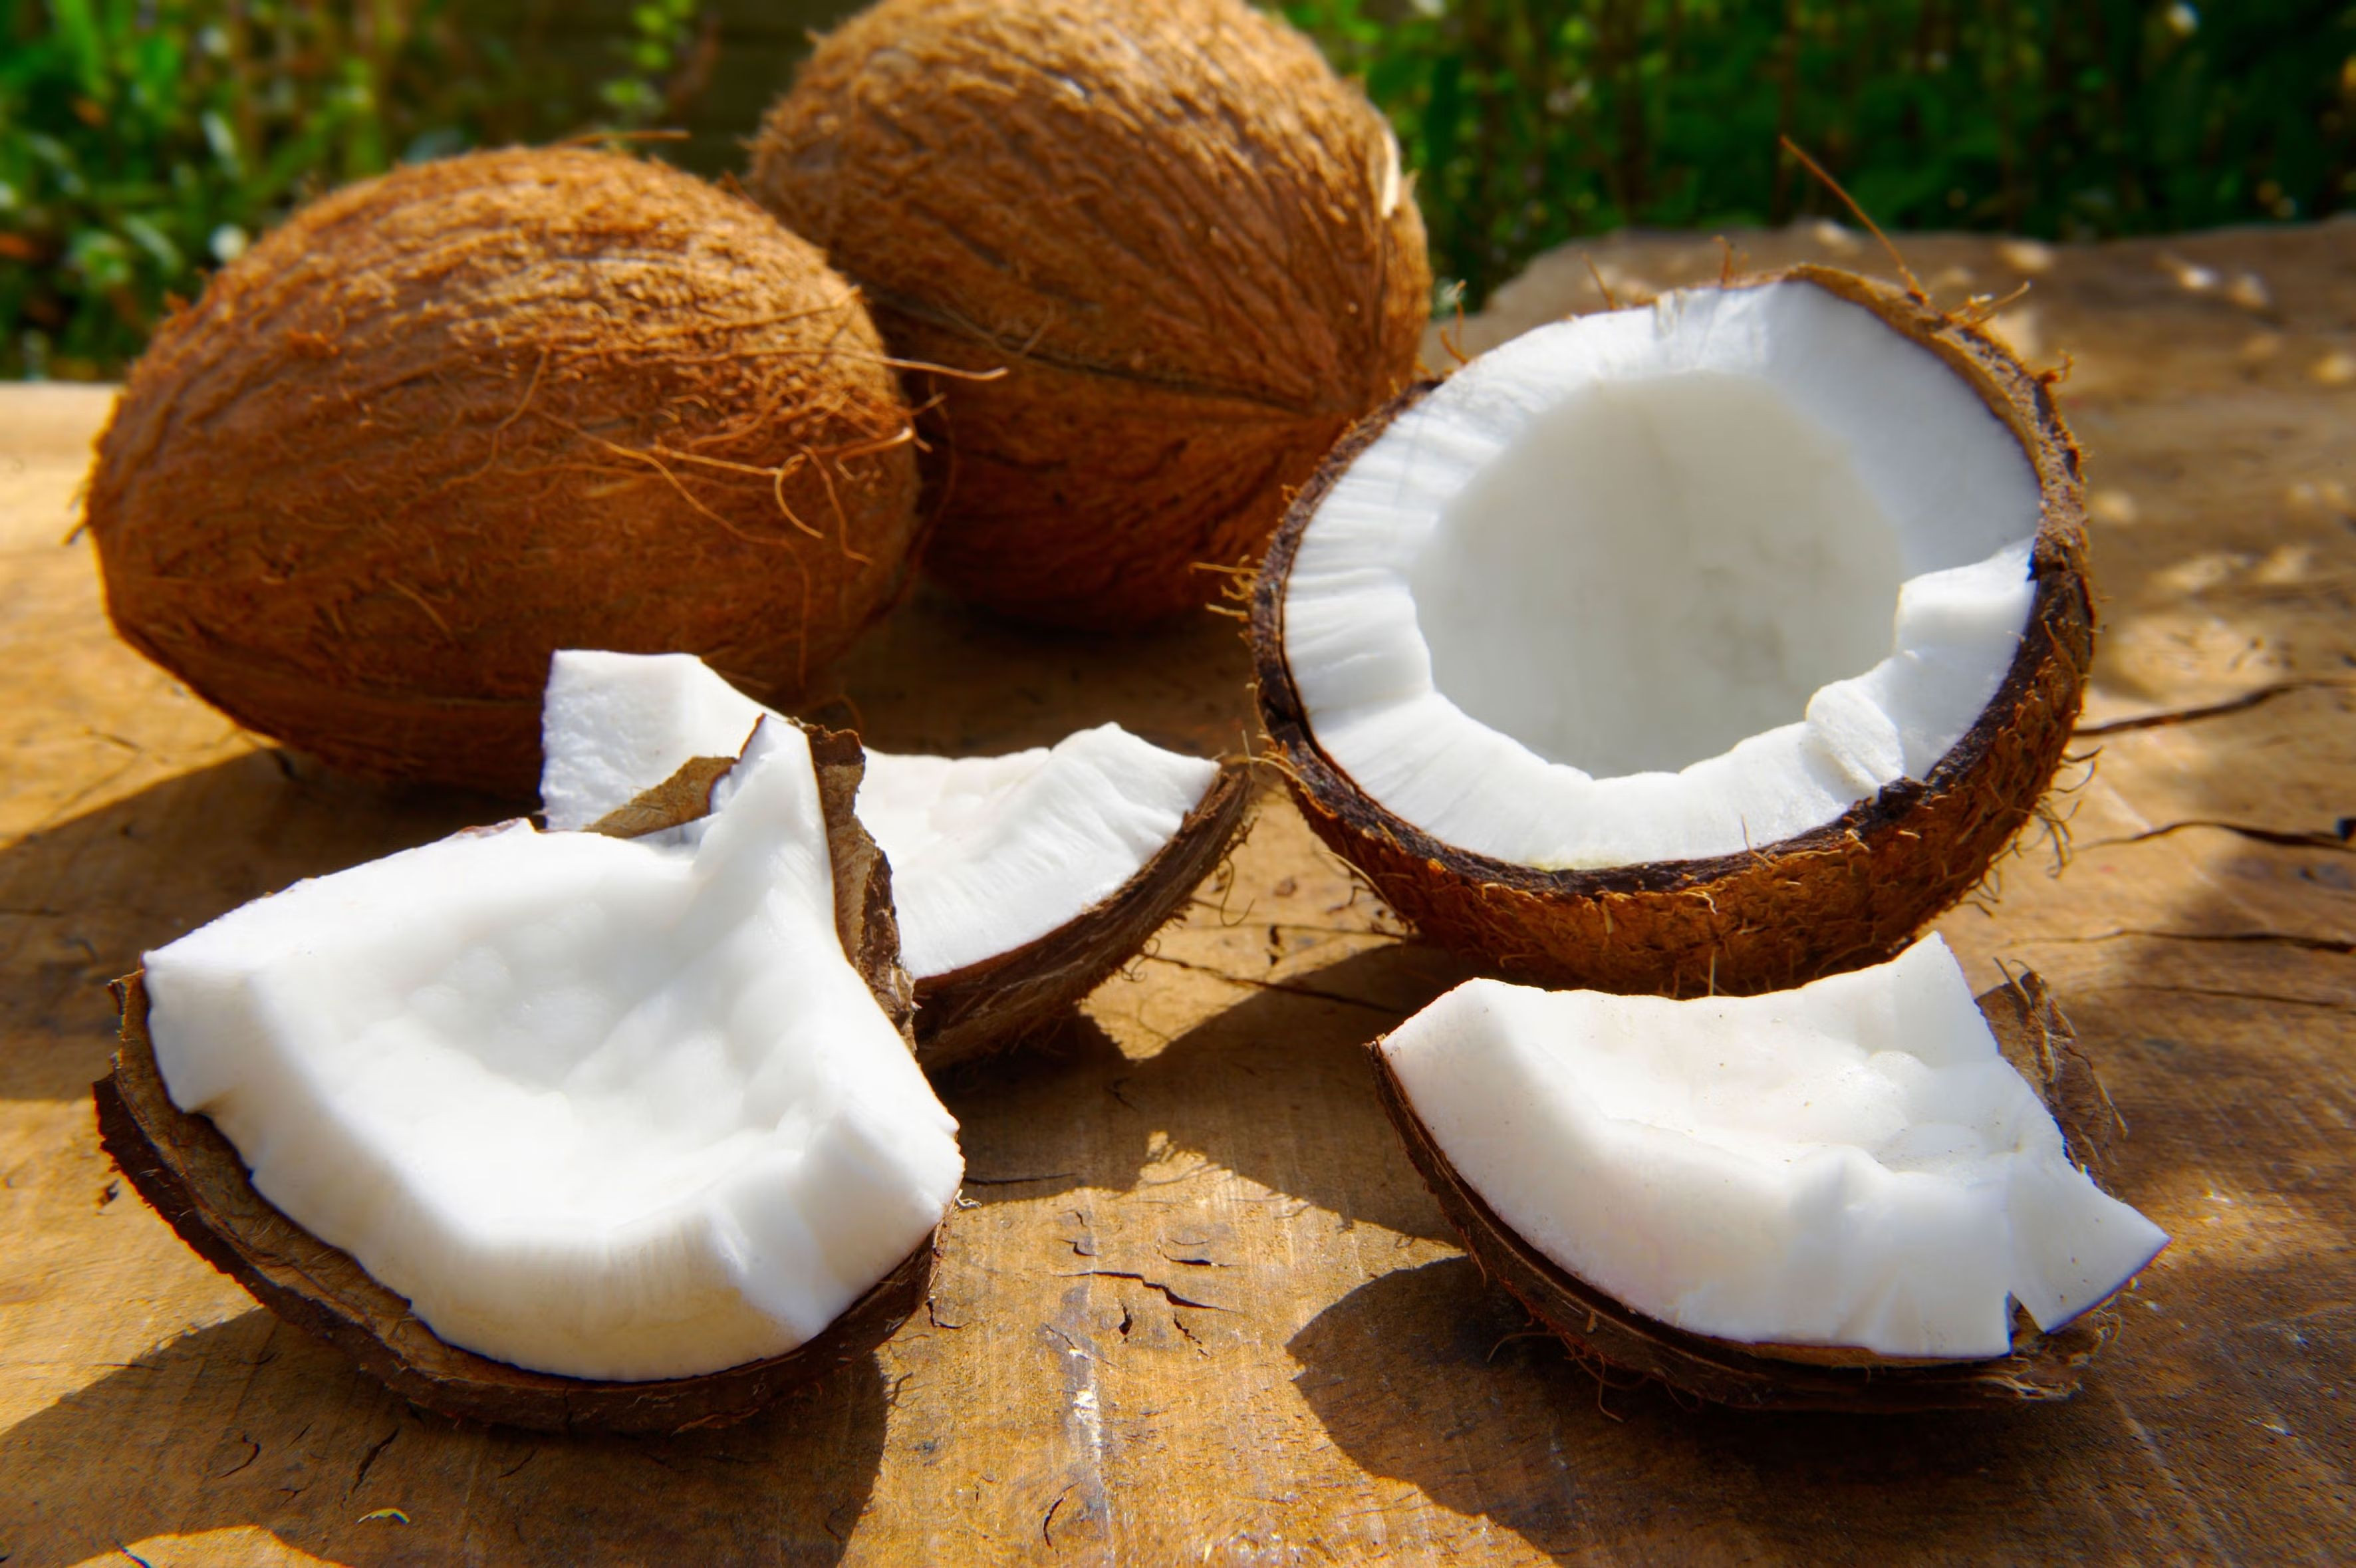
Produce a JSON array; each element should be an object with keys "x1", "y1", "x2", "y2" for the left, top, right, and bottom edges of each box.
[
  {"x1": 1294, "y1": 0, "x2": 2356, "y2": 308},
  {"x1": 5, "y1": 0, "x2": 2352, "y2": 378}
]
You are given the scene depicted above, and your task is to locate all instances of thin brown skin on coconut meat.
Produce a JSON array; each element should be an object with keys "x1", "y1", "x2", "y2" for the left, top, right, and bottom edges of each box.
[
  {"x1": 1250, "y1": 267, "x2": 2095, "y2": 997},
  {"x1": 748, "y1": 0, "x2": 1431, "y2": 629},
  {"x1": 90, "y1": 728, "x2": 940, "y2": 1435},
  {"x1": 1373, "y1": 974, "x2": 2135, "y2": 1412},
  {"x1": 86, "y1": 148, "x2": 922, "y2": 798}
]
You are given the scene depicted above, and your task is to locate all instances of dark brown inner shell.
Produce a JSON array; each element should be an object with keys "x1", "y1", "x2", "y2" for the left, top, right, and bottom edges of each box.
[
  {"x1": 91, "y1": 725, "x2": 933, "y2": 1435},
  {"x1": 1372, "y1": 972, "x2": 2141, "y2": 1411}
]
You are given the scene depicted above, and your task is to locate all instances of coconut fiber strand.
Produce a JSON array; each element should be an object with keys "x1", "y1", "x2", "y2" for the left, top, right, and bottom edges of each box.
[
  {"x1": 87, "y1": 148, "x2": 920, "y2": 796},
  {"x1": 751, "y1": 0, "x2": 1430, "y2": 628}
]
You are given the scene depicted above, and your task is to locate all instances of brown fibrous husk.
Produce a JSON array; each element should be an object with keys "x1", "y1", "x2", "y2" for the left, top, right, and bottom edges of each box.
[
  {"x1": 749, "y1": 0, "x2": 1431, "y2": 629},
  {"x1": 1374, "y1": 974, "x2": 2140, "y2": 1411},
  {"x1": 88, "y1": 148, "x2": 922, "y2": 798},
  {"x1": 92, "y1": 724, "x2": 932, "y2": 1434},
  {"x1": 1252, "y1": 266, "x2": 2095, "y2": 997}
]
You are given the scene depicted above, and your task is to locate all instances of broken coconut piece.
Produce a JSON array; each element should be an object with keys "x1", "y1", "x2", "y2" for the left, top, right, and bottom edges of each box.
[
  {"x1": 1374, "y1": 936, "x2": 2167, "y2": 1410},
  {"x1": 541, "y1": 649, "x2": 1251, "y2": 1066},
  {"x1": 1253, "y1": 267, "x2": 2093, "y2": 995},
  {"x1": 95, "y1": 718, "x2": 960, "y2": 1431}
]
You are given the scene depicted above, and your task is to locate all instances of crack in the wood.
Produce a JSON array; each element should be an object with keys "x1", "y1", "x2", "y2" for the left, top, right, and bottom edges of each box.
[
  {"x1": 1058, "y1": 1269, "x2": 1230, "y2": 1312},
  {"x1": 1138, "y1": 952, "x2": 1403, "y2": 1012},
  {"x1": 927, "y1": 1293, "x2": 966, "y2": 1330},
  {"x1": 2076, "y1": 678, "x2": 2355, "y2": 735},
  {"x1": 1043, "y1": 1483, "x2": 1077, "y2": 1545},
  {"x1": 350, "y1": 1426, "x2": 399, "y2": 1494},
  {"x1": 2095, "y1": 983, "x2": 2353, "y2": 1011},
  {"x1": 2087, "y1": 819, "x2": 2355, "y2": 853},
  {"x1": 2027, "y1": 928, "x2": 2355, "y2": 955},
  {"x1": 215, "y1": 1435, "x2": 261, "y2": 1479}
]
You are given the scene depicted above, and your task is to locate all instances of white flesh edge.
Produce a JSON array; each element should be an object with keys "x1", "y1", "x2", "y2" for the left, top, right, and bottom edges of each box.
[
  {"x1": 540, "y1": 650, "x2": 1220, "y2": 978},
  {"x1": 1284, "y1": 279, "x2": 2044, "y2": 870},
  {"x1": 144, "y1": 719, "x2": 964, "y2": 1382},
  {"x1": 1380, "y1": 936, "x2": 2168, "y2": 1360}
]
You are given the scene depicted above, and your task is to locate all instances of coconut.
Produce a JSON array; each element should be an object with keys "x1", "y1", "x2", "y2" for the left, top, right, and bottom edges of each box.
[
  {"x1": 538, "y1": 650, "x2": 1252, "y2": 1067},
  {"x1": 86, "y1": 148, "x2": 922, "y2": 797},
  {"x1": 1373, "y1": 940, "x2": 2166, "y2": 1410},
  {"x1": 748, "y1": 0, "x2": 1430, "y2": 628},
  {"x1": 93, "y1": 719, "x2": 960, "y2": 1432},
  {"x1": 1252, "y1": 267, "x2": 2092, "y2": 995}
]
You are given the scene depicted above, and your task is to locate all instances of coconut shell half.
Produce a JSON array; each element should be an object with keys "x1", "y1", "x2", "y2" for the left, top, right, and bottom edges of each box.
[
  {"x1": 1372, "y1": 972, "x2": 2138, "y2": 1411},
  {"x1": 576, "y1": 748, "x2": 1256, "y2": 1071},
  {"x1": 92, "y1": 726, "x2": 934, "y2": 1434},
  {"x1": 914, "y1": 759, "x2": 1254, "y2": 1070},
  {"x1": 1253, "y1": 267, "x2": 2094, "y2": 997}
]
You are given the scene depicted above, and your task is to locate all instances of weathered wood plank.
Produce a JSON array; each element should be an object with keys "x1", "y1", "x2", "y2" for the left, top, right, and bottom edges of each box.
[{"x1": 3, "y1": 221, "x2": 2351, "y2": 1565}]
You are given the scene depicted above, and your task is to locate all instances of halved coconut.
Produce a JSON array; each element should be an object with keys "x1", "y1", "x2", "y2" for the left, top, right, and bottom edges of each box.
[
  {"x1": 1374, "y1": 936, "x2": 2167, "y2": 1410},
  {"x1": 93, "y1": 719, "x2": 961, "y2": 1433},
  {"x1": 540, "y1": 650, "x2": 1252, "y2": 1067},
  {"x1": 1253, "y1": 267, "x2": 2092, "y2": 995}
]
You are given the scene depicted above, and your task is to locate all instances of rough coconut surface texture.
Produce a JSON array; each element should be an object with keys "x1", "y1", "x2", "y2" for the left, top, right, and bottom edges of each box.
[
  {"x1": 1255, "y1": 266, "x2": 2093, "y2": 995},
  {"x1": 87, "y1": 148, "x2": 921, "y2": 797},
  {"x1": 749, "y1": 0, "x2": 1430, "y2": 628},
  {"x1": 137, "y1": 718, "x2": 962, "y2": 1384},
  {"x1": 1380, "y1": 935, "x2": 2166, "y2": 1365},
  {"x1": 542, "y1": 649, "x2": 1223, "y2": 979}
]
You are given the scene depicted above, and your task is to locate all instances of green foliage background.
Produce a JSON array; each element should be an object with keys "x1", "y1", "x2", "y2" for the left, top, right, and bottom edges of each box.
[{"x1": 5, "y1": 0, "x2": 2352, "y2": 378}]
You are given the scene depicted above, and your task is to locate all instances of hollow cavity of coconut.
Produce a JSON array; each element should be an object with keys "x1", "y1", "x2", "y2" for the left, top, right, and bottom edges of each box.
[
  {"x1": 87, "y1": 148, "x2": 921, "y2": 797},
  {"x1": 749, "y1": 0, "x2": 1430, "y2": 629},
  {"x1": 1253, "y1": 267, "x2": 2091, "y2": 995},
  {"x1": 1374, "y1": 946, "x2": 2166, "y2": 1410},
  {"x1": 95, "y1": 721, "x2": 960, "y2": 1433}
]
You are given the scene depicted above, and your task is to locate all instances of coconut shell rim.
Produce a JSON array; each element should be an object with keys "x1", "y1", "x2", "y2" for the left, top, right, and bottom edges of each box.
[
  {"x1": 90, "y1": 723, "x2": 936, "y2": 1434},
  {"x1": 1370, "y1": 971, "x2": 2138, "y2": 1410},
  {"x1": 1249, "y1": 264, "x2": 2092, "y2": 902},
  {"x1": 912, "y1": 756, "x2": 1255, "y2": 1069}
]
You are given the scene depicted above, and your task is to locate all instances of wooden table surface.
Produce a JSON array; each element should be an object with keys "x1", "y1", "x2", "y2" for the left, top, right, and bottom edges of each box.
[{"x1": 3, "y1": 221, "x2": 2351, "y2": 1566}]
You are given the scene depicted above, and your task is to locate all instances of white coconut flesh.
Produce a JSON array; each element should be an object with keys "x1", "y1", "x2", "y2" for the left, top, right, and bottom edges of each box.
[
  {"x1": 142, "y1": 718, "x2": 964, "y2": 1382},
  {"x1": 1381, "y1": 935, "x2": 2167, "y2": 1360},
  {"x1": 540, "y1": 650, "x2": 1221, "y2": 978},
  {"x1": 1283, "y1": 279, "x2": 2045, "y2": 870}
]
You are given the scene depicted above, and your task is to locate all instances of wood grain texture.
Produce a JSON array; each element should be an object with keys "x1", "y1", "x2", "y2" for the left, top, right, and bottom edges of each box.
[{"x1": 4, "y1": 221, "x2": 2352, "y2": 1565}]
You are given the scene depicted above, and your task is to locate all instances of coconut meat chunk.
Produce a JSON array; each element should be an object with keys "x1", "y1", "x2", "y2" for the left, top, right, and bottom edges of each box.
[
  {"x1": 541, "y1": 650, "x2": 1220, "y2": 978},
  {"x1": 143, "y1": 718, "x2": 962, "y2": 1382},
  {"x1": 1283, "y1": 278, "x2": 2045, "y2": 870},
  {"x1": 1380, "y1": 935, "x2": 2167, "y2": 1361}
]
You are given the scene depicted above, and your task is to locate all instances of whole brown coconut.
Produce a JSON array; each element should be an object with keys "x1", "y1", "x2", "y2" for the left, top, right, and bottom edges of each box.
[
  {"x1": 749, "y1": 0, "x2": 1430, "y2": 629},
  {"x1": 87, "y1": 148, "x2": 922, "y2": 797},
  {"x1": 1253, "y1": 267, "x2": 2094, "y2": 997}
]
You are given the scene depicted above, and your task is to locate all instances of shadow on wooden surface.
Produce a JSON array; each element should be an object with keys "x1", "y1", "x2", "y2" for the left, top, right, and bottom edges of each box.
[
  {"x1": 0, "y1": 750, "x2": 501, "y2": 1104},
  {"x1": 1289, "y1": 1249, "x2": 2344, "y2": 1564},
  {"x1": 939, "y1": 944, "x2": 1479, "y2": 1241},
  {"x1": 0, "y1": 1307, "x2": 892, "y2": 1567}
]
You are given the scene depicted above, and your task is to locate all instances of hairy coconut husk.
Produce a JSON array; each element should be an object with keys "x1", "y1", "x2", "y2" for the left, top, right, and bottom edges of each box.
[
  {"x1": 749, "y1": 0, "x2": 1430, "y2": 629},
  {"x1": 92, "y1": 725, "x2": 932, "y2": 1434},
  {"x1": 578, "y1": 749, "x2": 1256, "y2": 1070},
  {"x1": 916, "y1": 759, "x2": 1254, "y2": 1070},
  {"x1": 87, "y1": 148, "x2": 922, "y2": 798},
  {"x1": 1374, "y1": 974, "x2": 2139, "y2": 1410},
  {"x1": 1253, "y1": 267, "x2": 2093, "y2": 996}
]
